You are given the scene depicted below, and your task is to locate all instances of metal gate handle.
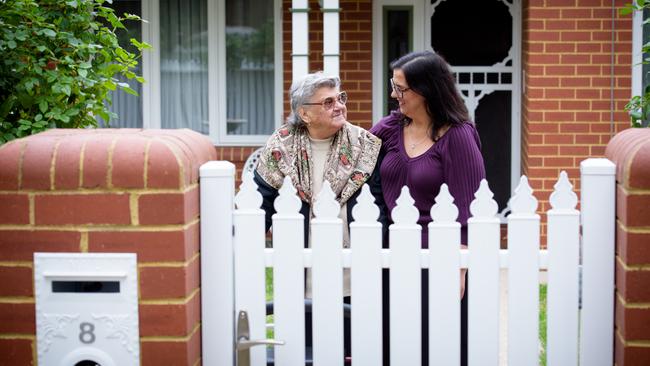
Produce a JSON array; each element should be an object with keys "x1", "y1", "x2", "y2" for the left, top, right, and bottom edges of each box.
[{"x1": 236, "y1": 310, "x2": 284, "y2": 366}]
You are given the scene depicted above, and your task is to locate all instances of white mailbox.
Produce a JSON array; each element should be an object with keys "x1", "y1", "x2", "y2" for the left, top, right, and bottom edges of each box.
[{"x1": 34, "y1": 253, "x2": 140, "y2": 366}]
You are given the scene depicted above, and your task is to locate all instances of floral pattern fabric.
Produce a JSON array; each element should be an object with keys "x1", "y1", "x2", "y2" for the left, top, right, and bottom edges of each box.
[{"x1": 256, "y1": 122, "x2": 381, "y2": 205}]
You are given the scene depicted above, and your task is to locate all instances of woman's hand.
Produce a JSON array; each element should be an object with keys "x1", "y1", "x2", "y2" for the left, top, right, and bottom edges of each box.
[{"x1": 460, "y1": 244, "x2": 468, "y2": 299}]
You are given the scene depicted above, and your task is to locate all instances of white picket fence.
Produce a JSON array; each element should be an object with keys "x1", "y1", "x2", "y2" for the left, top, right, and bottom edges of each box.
[{"x1": 199, "y1": 158, "x2": 616, "y2": 366}]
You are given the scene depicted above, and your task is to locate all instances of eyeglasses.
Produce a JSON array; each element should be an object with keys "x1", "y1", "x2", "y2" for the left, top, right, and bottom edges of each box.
[
  {"x1": 303, "y1": 91, "x2": 348, "y2": 110},
  {"x1": 390, "y1": 78, "x2": 411, "y2": 99}
]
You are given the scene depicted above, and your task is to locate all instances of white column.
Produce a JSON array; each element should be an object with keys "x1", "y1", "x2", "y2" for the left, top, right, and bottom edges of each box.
[
  {"x1": 579, "y1": 158, "x2": 616, "y2": 366},
  {"x1": 200, "y1": 161, "x2": 236, "y2": 366},
  {"x1": 321, "y1": 0, "x2": 340, "y2": 76},
  {"x1": 292, "y1": 0, "x2": 309, "y2": 81},
  {"x1": 141, "y1": 0, "x2": 160, "y2": 129}
]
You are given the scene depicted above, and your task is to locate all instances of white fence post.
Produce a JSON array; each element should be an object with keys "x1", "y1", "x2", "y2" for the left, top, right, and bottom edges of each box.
[
  {"x1": 390, "y1": 187, "x2": 422, "y2": 365},
  {"x1": 547, "y1": 171, "x2": 580, "y2": 366},
  {"x1": 234, "y1": 172, "x2": 267, "y2": 366},
  {"x1": 579, "y1": 158, "x2": 616, "y2": 366},
  {"x1": 272, "y1": 177, "x2": 306, "y2": 365},
  {"x1": 200, "y1": 161, "x2": 236, "y2": 366},
  {"x1": 467, "y1": 180, "x2": 501, "y2": 366},
  {"x1": 507, "y1": 176, "x2": 540, "y2": 366},
  {"x1": 311, "y1": 182, "x2": 344, "y2": 365},
  {"x1": 350, "y1": 185, "x2": 383, "y2": 365},
  {"x1": 428, "y1": 184, "x2": 461, "y2": 366}
]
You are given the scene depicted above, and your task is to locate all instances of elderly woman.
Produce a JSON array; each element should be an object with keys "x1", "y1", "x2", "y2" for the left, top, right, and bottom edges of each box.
[{"x1": 254, "y1": 72, "x2": 387, "y2": 245}]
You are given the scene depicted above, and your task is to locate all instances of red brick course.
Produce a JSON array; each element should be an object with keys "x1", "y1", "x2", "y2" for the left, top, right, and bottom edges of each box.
[
  {"x1": 0, "y1": 338, "x2": 33, "y2": 366},
  {"x1": 606, "y1": 129, "x2": 650, "y2": 365},
  {"x1": 0, "y1": 129, "x2": 215, "y2": 366}
]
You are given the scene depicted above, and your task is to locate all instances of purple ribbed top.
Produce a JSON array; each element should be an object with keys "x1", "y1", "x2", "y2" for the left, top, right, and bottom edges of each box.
[{"x1": 370, "y1": 112, "x2": 486, "y2": 247}]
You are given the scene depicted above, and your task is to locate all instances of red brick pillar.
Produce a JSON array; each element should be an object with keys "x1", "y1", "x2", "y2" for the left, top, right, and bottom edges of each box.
[
  {"x1": 605, "y1": 128, "x2": 650, "y2": 366},
  {"x1": 0, "y1": 129, "x2": 216, "y2": 366}
]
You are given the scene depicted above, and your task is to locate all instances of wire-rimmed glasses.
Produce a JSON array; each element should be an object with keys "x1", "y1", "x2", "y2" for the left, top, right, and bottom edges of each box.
[
  {"x1": 302, "y1": 91, "x2": 348, "y2": 110},
  {"x1": 390, "y1": 78, "x2": 411, "y2": 99}
]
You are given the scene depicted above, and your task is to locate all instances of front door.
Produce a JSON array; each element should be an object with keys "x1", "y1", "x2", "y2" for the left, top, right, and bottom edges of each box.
[{"x1": 373, "y1": 0, "x2": 522, "y2": 217}]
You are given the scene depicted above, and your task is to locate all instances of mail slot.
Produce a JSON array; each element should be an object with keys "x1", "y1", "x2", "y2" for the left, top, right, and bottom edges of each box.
[{"x1": 34, "y1": 253, "x2": 140, "y2": 366}]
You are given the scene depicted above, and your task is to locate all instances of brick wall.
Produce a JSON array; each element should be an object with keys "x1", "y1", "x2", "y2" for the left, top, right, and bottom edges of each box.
[
  {"x1": 0, "y1": 129, "x2": 216, "y2": 366},
  {"x1": 606, "y1": 128, "x2": 650, "y2": 366},
  {"x1": 523, "y1": 0, "x2": 632, "y2": 221}
]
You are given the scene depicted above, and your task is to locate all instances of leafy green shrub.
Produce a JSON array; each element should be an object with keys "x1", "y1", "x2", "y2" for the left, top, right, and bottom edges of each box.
[{"x1": 0, "y1": 0, "x2": 150, "y2": 143}]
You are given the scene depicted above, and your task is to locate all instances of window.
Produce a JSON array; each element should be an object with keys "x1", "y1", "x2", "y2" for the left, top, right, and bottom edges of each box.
[
  {"x1": 103, "y1": 0, "x2": 143, "y2": 128},
  {"x1": 106, "y1": 0, "x2": 282, "y2": 145},
  {"x1": 632, "y1": 7, "x2": 650, "y2": 127}
]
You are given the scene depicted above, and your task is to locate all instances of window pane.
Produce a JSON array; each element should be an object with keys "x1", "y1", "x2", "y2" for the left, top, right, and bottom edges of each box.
[
  {"x1": 384, "y1": 7, "x2": 411, "y2": 115},
  {"x1": 226, "y1": 0, "x2": 275, "y2": 135},
  {"x1": 103, "y1": 0, "x2": 143, "y2": 128},
  {"x1": 160, "y1": 0, "x2": 209, "y2": 133},
  {"x1": 641, "y1": 8, "x2": 650, "y2": 127}
]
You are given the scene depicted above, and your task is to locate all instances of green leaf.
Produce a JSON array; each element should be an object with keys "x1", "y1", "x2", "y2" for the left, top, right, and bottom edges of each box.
[
  {"x1": 39, "y1": 100, "x2": 48, "y2": 113},
  {"x1": 35, "y1": 114, "x2": 43, "y2": 122},
  {"x1": 78, "y1": 69, "x2": 87, "y2": 78},
  {"x1": 122, "y1": 86, "x2": 139, "y2": 96},
  {"x1": 36, "y1": 45, "x2": 47, "y2": 52},
  {"x1": 79, "y1": 62, "x2": 92, "y2": 69},
  {"x1": 42, "y1": 29, "x2": 56, "y2": 38},
  {"x1": 66, "y1": 0, "x2": 78, "y2": 8},
  {"x1": 7, "y1": 40, "x2": 17, "y2": 49}
]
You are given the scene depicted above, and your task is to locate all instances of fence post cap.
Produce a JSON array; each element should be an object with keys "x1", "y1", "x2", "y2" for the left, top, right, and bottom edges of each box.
[
  {"x1": 580, "y1": 158, "x2": 615, "y2": 176},
  {"x1": 200, "y1": 161, "x2": 236, "y2": 177}
]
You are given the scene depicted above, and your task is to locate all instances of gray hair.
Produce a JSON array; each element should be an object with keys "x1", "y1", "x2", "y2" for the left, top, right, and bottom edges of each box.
[{"x1": 286, "y1": 72, "x2": 341, "y2": 127}]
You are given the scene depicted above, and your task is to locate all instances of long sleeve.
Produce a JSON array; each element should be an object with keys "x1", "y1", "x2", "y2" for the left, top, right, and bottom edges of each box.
[{"x1": 443, "y1": 124, "x2": 486, "y2": 245}]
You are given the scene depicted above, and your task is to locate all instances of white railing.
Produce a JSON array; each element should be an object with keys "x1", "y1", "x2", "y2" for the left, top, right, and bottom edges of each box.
[{"x1": 200, "y1": 158, "x2": 615, "y2": 366}]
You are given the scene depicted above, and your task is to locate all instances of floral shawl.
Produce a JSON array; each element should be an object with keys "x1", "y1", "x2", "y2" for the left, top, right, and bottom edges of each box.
[{"x1": 256, "y1": 122, "x2": 381, "y2": 205}]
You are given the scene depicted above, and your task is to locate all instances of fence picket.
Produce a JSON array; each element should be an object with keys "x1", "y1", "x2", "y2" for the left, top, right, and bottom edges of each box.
[
  {"x1": 467, "y1": 180, "x2": 501, "y2": 366},
  {"x1": 350, "y1": 185, "x2": 383, "y2": 365},
  {"x1": 272, "y1": 177, "x2": 306, "y2": 365},
  {"x1": 546, "y1": 171, "x2": 580, "y2": 366},
  {"x1": 311, "y1": 182, "x2": 344, "y2": 366},
  {"x1": 428, "y1": 184, "x2": 461, "y2": 366},
  {"x1": 234, "y1": 173, "x2": 267, "y2": 366},
  {"x1": 199, "y1": 161, "x2": 235, "y2": 366},
  {"x1": 579, "y1": 159, "x2": 616, "y2": 366},
  {"x1": 507, "y1": 176, "x2": 540, "y2": 366},
  {"x1": 390, "y1": 187, "x2": 422, "y2": 365}
]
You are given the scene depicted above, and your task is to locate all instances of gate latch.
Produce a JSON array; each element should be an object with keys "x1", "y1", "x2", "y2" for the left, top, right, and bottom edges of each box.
[{"x1": 236, "y1": 310, "x2": 284, "y2": 366}]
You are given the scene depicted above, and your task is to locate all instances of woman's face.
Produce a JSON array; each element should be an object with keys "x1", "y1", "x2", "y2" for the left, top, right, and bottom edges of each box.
[
  {"x1": 391, "y1": 69, "x2": 427, "y2": 119},
  {"x1": 300, "y1": 86, "x2": 347, "y2": 139}
]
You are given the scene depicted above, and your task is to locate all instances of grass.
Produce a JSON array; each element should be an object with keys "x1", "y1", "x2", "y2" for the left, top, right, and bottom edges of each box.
[
  {"x1": 266, "y1": 268, "x2": 274, "y2": 339},
  {"x1": 539, "y1": 283, "x2": 548, "y2": 366}
]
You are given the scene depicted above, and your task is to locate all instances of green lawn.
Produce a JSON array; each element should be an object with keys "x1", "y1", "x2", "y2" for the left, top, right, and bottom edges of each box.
[{"x1": 539, "y1": 283, "x2": 548, "y2": 366}]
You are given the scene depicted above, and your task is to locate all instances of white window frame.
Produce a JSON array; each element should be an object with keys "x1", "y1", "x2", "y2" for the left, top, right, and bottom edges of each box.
[
  {"x1": 140, "y1": 0, "x2": 283, "y2": 146},
  {"x1": 632, "y1": 9, "x2": 643, "y2": 98}
]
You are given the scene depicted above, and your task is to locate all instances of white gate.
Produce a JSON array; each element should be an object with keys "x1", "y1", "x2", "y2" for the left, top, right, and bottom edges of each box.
[{"x1": 199, "y1": 158, "x2": 615, "y2": 366}]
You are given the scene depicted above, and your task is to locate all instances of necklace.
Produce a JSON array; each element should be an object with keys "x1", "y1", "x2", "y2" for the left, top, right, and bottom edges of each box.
[{"x1": 406, "y1": 125, "x2": 432, "y2": 150}]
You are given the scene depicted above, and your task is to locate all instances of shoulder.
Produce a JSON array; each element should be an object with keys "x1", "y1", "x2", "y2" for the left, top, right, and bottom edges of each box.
[
  {"x1": 370, "y1": 111, "x2": 402, "y2": 141},
  {"x1": 444, "y1": 122, "x2": 481, "y2": 147}
]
